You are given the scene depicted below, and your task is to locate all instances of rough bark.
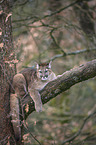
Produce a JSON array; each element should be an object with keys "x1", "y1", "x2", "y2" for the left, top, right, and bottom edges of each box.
[
  {"x1": 0, "y1": 0, "x2": 19, "y2": 144},
  {"x1": 22, "y1": 59, "x2": 96, "y2": 119}
]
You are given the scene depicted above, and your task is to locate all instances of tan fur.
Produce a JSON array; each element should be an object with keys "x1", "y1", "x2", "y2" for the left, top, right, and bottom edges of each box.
[
  {"x1": 10, "y1": 62, "x2": 56, "y2": 141},
  {"x1": 10, "y1": 93, "x2": 21, "y2": 141}
]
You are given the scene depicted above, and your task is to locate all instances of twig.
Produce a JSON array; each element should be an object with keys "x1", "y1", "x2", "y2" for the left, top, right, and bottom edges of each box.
[
  {"x1": 12, "y1": 0, "x2": 80, "y2": 24},
  {"x1": 13, "y1": 0, "x2": 28, "y2": 7},
  {"x1": 50, "y1": 28, "x2": 66, "y2": 55},
  {"x1": 61, "y1": 111, "x2": 96, "y2": 145},
  {"x1": 39, "y1": 20, "x2": 57, "y2": 29},
  {"x1": 50, "y1": 54, "x2": 63, "y2": 61},
  {"x1": 23, "y1": 121, "x2": 42, "y2": 145},
  {"x1": 50, "y1": 48, "x2": 96, "y2": 61},
  {"x1": 43, "y1": 0, "x2": 80, "y2": 19},
  {"x1": 0, "y1": 135, "x2": 9, "y2": 144}
]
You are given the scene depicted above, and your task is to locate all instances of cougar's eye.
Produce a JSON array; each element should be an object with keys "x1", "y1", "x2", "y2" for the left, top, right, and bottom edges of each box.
[
  {"x1": 39, "y1": 70, "x2": 42, "y2": 73},
  {"x1": 45, "y1": 69, "x2": 48, "y2": 73}
]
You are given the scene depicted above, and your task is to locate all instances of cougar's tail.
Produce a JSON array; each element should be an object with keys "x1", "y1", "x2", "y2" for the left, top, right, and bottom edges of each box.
[{"x1": 10, "y1": 93, "x2": 21, "y2": 141}]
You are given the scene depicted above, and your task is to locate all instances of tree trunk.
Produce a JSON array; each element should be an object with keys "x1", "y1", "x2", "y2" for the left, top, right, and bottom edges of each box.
[{"x1": 0, "y1": 1, "x2": 20, "y2": 144}]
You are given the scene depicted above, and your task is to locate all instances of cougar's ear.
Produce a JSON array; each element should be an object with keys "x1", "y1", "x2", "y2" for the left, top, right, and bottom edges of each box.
[
  {"x1": 48, "y1": 61, "x2": 52, "y2": 69},
  {"x1": 35, "y1": 62, "x2": 39, "y2": 69}
]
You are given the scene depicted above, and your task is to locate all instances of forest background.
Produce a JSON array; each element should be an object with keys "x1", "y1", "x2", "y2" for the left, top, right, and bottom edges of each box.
[{"x1": 0, "y1": 0, "x2": 96, "y2": 145}]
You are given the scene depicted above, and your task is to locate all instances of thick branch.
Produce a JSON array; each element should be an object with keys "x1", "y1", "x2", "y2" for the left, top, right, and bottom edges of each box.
[{"x1": 23, "y1": 59, "x2": 96, "y2": 119}]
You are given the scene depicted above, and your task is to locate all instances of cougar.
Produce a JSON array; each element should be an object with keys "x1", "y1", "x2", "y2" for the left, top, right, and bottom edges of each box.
[{"x1": 10, "y1": 61, "x2": 57, "y2": 141}]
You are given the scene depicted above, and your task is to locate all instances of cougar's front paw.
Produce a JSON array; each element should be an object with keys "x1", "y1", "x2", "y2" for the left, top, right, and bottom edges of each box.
[{"x1": 35, "y1": 102, "x2": 42, "y2": 112}]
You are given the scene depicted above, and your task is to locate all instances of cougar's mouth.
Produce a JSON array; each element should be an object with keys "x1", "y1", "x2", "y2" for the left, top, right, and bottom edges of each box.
[{"x1": 41, "y1": 76, "x2": 48, "y2": 81}]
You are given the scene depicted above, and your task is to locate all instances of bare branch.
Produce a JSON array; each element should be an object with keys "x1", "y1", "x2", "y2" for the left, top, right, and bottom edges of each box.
[
  {"x1": 50, "y1": 28, "x2": 66, "y2": 55},
  {"x1": 12, "y1": 0, "x2": 80, "y2": 24},
  {"x1": 23, "y1": 120, "x2": 42, "y2": 145},
  {"x1": 61, "y1": 110, "x2": 96, "y2": 144},
  {"x1": 43, "y1": 0, "x2": 79, "y2": 19},
  {"x1": 14, "y1": 0, "x2": 28, "y2": 6},
  {"x1": 50, "y1": 48, "x2": 96, "y2": 61}
]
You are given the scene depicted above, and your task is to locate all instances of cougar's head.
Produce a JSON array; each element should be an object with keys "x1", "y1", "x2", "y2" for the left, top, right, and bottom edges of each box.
[{"x1": 36, "y1": 61, "x2": 52, "y2": 81}]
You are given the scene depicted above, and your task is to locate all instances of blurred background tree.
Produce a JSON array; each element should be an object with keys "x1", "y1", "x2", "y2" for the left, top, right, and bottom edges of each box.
[{"x1": 1, "y1": 0, "x2": 96, "y2": 144}]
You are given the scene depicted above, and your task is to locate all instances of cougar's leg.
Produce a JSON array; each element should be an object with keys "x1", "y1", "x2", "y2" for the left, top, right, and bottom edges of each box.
[{"x1": 10, "y1": 73, "x2": 27, "y2": 141}]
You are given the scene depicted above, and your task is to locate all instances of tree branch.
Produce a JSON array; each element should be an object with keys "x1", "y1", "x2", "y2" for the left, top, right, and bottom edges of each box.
[
  {"x1": 50, "y1": 48, "x2": 96, "y2": 61},
  {"x1": 12, "y1": 0, "x2": 80, "y2": 24},
  {"x1": 22, "y1": 59, "x2": 96, "y2": 119},
  {"x1": 61, "y1": 110, "x2": 96, "y2": 144}
]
